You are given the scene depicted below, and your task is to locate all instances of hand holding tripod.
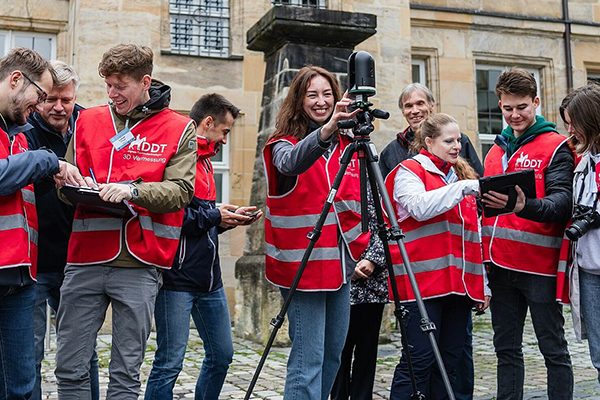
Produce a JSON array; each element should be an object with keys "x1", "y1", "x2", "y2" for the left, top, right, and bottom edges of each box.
[{"x1": 245, "y1": 52, "x2": 456, "y2": 400}]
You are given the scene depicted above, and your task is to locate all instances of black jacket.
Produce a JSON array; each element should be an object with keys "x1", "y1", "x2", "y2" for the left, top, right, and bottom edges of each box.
[
  {"x1": 162, "y1": 140, "x2": 224, "y2": 293},
  {"x1": 379, "y1": 126, "x2": 484, "y2": 179},
  {"x1": 24, "y1": 106, "x2": 82, "y2": 274}
]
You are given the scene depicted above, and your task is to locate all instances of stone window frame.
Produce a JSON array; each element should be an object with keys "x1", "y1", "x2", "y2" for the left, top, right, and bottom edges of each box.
[
  {"x1": 585, "y1": 65, "x2": 600, "y2": 86},
  {"x1": 167, "y1": 0, "x2": 231, "y2": 58},
  {"x1": 411, "y1": 47, "x2": 439, "y2": 107},
  {"x1": 473, "y1": 52, "x2": 553, "y2": 158},
  {"x1": 0, "y1": 30, "x2": 56, "y2": 60}
]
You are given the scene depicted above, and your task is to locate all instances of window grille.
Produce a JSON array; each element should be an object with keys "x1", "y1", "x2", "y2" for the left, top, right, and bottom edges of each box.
[
  {"x1": 170, "y1": 0, "x2": 229, "y2": 57},
  {"x1": 271, "y1": 0, "x2": 326, "y2": 9}
]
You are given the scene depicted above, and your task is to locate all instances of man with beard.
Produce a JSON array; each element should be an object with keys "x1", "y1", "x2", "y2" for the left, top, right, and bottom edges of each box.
[
  {"x1": 24, "y1": 60, "x2": 100, "y2": 400},
  {"x1": 0, "y1": 47, "x2": 84, "y2": 399}
]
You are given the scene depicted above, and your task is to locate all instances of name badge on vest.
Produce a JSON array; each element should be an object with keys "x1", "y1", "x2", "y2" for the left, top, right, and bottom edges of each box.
[{"x1": 110, "y1": 127, "x2": 135, "y2": 151}]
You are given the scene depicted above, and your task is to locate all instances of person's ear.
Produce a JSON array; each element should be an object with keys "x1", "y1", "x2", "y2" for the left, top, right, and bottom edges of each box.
[
  {"x1": 424, "y1": 136, "x2": 433, "y2": 149},
  {"x1": 9, "y1": 71, "x2": 22, "y2": 90},
  {"x1": 533, "y1": 96, "x2": 540, "y2": 109},
  {"x1": 141, "y1": 75, "x2": 152, "y2": 90},
  {"x1": 202, "y1": 115, "x2": 213, "y2": 130}
]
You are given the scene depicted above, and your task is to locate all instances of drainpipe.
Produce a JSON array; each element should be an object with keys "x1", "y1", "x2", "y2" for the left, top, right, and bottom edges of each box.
[{"x1": 563, "y1": 0, "x2": 573, "y2": 91}]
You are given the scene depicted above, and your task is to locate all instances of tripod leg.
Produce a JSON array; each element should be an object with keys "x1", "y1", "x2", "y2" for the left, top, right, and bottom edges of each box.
[
  {"x1": 363, "y1": 156, "x2": 423, "y2": 400},
  {"x1": 363, "y1": 142, "x2": 455, "y2": 400},
  {"x1": 244, "y1": 142, "x2": 359, "y2": 400}
]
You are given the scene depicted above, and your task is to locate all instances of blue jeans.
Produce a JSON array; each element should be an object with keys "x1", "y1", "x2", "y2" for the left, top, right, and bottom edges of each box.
[
  {"x1": 144, "y1": 287, "x2": 234, "y2": 400},
  {"x1": 390, "y1": 295, "x2": 472, "y2": 400},
  {"x1": 280, "y1": 284, "x2": 350, "y2": 400},
  {"x1": 0, "y1": 284, "x2": 36, "y2": 400},
  {"x1": 33, "y1": 272, "x2": 100, "y2": 400},
  {"x1": 488, "y1": 266, "x2": 573, "y2": 400},
  {"x1": 579, "y1": 269, "x2": 600, "y2": 383}
]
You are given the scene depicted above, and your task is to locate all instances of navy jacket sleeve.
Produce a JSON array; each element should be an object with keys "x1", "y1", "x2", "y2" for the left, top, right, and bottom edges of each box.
[
  {"x1": 0, "y1": 150, "x2": 59, "y2": 196},
  {"x1": 180, "y1": 199, "x2": 222, "y2": 236}
]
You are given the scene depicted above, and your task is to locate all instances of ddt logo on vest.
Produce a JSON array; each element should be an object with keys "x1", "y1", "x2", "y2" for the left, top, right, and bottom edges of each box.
[
  {"x1": 515, "y1": 152, "x2": 543, "y2": 170},
  {"x1": 123, "y1": 134, "x2": 168, "y2": 163}
]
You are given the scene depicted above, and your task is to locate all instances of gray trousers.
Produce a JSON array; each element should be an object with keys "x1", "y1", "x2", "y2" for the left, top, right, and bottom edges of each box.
[{"x1": 55, "y1": 265, "x2": 162, "y2": 400}]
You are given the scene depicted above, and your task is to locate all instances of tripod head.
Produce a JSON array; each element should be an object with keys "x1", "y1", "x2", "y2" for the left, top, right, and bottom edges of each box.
[{"x1": 338, "y1": 51, "x2": 390, "y2": 137}]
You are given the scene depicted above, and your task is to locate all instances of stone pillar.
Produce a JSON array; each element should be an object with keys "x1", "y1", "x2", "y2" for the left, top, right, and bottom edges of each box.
[{"x1": 234, "y1": 5, "x2": 377, "y2": 345}]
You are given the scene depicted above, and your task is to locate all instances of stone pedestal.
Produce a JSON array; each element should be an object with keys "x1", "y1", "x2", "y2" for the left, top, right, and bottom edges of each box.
[{"x1": 234, "y1": 6, "x2": 377, "y2": 345}]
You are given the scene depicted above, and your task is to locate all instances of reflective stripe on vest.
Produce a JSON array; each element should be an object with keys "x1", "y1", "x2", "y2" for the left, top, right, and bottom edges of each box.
[
  {"x1": 481, "y1": 225, "x2": 562, "y2": 249},
  {"x1": 0, "y1": 214, "x2": 27, "y2": 232},
  {"x1": 392, "y1": 256, "x2": 483, "y2": 277},
  {"x1": 265, "y1": 243, "x2": 340, "y2": 263},
  {"x1": 138, "y1": 216, "x2": 181, "y2": 240},
  {"x1": 21, "y1": 189, "x2": 35, "y2": 205},
  {"x1": 404, "y1": 221, "x2": 480, "y2": 246},
  {"x1": 266, "y1": 206, "x2": 337, "y2": 229},
  {"x1": 72, "y1": 218, "x2": 123, "y2": 232}
]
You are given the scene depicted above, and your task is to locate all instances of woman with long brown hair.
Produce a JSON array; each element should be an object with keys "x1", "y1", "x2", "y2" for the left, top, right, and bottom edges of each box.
[
  {"x1": 385, "y1": 113, "x2": 488, "y2": 399},
  {"x1": 262, "y1": 65, "x2": 379, "y2": 400}
]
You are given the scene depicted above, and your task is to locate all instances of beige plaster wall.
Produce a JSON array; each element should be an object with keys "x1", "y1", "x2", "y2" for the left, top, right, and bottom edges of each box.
[{"x1": 410, "y1": 7, "x2": 573, "y2": 154}]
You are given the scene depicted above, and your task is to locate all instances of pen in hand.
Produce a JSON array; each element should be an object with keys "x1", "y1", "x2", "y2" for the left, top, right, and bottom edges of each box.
[{"x1": 89, "y1": 168, "x2": 99, "y2": 188}]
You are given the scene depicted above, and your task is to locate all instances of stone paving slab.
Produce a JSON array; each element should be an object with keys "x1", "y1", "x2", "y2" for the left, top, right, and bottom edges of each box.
[{"x1": 41, "y1": 308, "x2": 599, "y2": 399}]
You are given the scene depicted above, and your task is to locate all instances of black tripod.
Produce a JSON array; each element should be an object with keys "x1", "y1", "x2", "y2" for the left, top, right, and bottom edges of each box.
[{"x1": 245, "y1": 101, "x2": 455, "y2": 400}]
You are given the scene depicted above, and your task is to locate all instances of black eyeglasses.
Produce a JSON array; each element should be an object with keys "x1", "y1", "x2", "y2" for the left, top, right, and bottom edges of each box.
[{"x1": 21, "y1": 72, "x2": 47, "y2": 103}]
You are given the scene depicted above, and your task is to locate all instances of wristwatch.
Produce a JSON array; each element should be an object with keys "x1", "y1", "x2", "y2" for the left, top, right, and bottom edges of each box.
[{"x1": 129, "y1": 183, "x2": 139, "y2": 202}]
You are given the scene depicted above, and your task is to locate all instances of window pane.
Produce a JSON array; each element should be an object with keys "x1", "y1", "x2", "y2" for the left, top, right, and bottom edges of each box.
[
  {"x1": 412, "y1": 64, "x2": 421, "y2": 84},
  {"x1": 214, "y1": 172, "x2": 223, "y2": 204},
  {"x1": 476, "y1": 68, "x2": 502, "y2": 138},
  {"x1": 0, "y1": 35, "x2": 5, "y2": 56},
  {"x1": 211, "y1": 145, "x2": 224, "y2": 162},
  {"x1": 32, "y1": 36, "x2": 52, "y2": 59},
  {"x1": 14, "y1": 35, "x2": 34, "y2": 49}
]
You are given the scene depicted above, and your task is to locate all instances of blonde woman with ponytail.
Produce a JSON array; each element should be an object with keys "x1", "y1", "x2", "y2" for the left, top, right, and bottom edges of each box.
[{"x1": 386, "y1": 113, "x2": 489, "y2": 400}]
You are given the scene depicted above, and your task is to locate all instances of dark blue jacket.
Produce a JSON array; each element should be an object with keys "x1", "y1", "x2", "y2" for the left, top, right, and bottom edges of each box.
[
  {"x1": 24, "y1": 106, "x2": 82, "y2": 274},
  {"x1": 162, "y1": 140, "x2": 224, "y2": 293}
]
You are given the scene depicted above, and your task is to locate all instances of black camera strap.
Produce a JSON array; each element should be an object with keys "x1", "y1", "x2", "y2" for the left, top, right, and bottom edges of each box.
[{"x1": 575, "y1": 156, "x2": 600, "y2": 209}]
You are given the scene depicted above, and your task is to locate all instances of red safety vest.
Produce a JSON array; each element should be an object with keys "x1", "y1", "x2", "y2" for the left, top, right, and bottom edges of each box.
[
  {"x1": 263, "y1": 134, "x2": 370, "y2": 290},
  {"x1": 482, "y1": 132, "x2": 569, "y2": 281},
  {"x1": 68, "y1": 105, "x2": 193, "y2": 268},
  {"x1": 195, "y1": 136, "x2": 217, "y2": 201},
  {"x1": 384, "y1": 157, "x2": 484, "y2": 302},
  {"x1": 0, "y1": 128, "x2": 38, "y2": 278}
]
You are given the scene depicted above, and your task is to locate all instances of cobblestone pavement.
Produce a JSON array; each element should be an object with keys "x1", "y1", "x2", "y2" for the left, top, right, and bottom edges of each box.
[{"x1": 41, "y1": 309, "x2": 599, "y2": 399}]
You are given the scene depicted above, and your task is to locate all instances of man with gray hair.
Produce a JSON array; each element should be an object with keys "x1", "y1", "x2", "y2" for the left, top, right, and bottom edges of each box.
[
  {"x1": 379, "y1": 83, "x2": 483, "y2": 178},
  {"x1": 24, "y1": 60, "x2": 99, "y2": 400}
]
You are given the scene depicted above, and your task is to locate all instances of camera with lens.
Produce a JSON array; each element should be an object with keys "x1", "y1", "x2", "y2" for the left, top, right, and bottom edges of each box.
[{"x1": 565, "y1": 204, "x2": 600, "y2": 241}]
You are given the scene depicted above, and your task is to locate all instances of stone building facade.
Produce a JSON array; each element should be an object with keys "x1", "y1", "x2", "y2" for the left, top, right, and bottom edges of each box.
[{"x1": 3, "y1": 0, "x2": 600, "y2": 329}]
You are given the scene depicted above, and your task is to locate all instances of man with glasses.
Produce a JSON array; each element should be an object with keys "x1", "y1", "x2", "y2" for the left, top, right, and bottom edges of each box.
[{"x1": 0, "y1": 47, "x2": 84, "y2": 399}]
